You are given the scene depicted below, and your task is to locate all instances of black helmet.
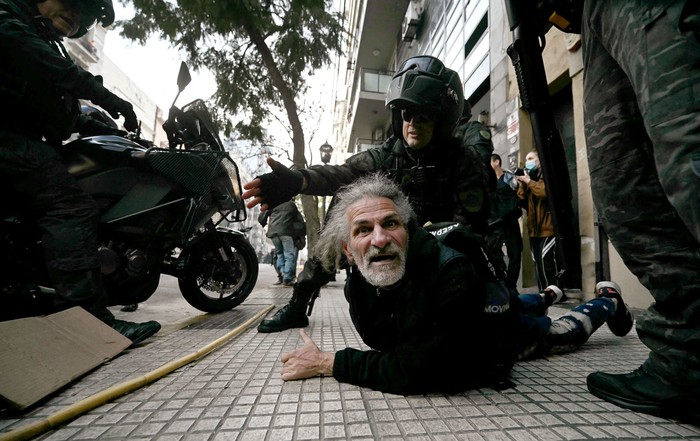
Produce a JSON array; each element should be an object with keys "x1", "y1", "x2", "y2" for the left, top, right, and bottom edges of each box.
[
  {"x1": 385, "y1": 55, "x2": 464, "y2": 140},
  {"x1": 70, "y1": 0, "x2": 115, "y2": 38}
]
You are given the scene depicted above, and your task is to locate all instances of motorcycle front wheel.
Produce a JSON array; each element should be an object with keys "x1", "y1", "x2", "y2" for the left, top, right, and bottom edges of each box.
[{"x1": 178, "y1": 231, "x2": 258, "y2": 312}]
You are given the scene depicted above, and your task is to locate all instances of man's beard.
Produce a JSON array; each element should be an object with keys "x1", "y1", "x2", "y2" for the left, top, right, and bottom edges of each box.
[{"x1": 355, "y1": 243, "x2": 407, "y2": 287}]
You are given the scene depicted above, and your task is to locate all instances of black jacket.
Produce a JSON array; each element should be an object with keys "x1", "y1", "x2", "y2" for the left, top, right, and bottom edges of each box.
[
  {"x1": 300, "y1": 136, "x2": 490, "y2": 234},
  {"x1": 0, "y1": 0, "x2": 116, "y2": 141},
  {"x1": 332, "y1": 226, "x2": 503, "y2": 395}
]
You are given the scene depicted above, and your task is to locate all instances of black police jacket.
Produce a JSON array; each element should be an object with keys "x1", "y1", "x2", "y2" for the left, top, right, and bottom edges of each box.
[
  {"x1": 0, "y1": 0, "x2": 113, "y2": 141},
  {"x1": 332, "y1": 226, "x2": 504, "y2": 395},
  {"x1": 300, "y1": 136, "x2": 490, "y2": 234}
]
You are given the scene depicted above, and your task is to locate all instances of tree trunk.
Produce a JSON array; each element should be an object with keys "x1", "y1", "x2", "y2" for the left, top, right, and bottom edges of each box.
[{"x1": 240, "y1": 15, "x2": 321, "y2": 251}]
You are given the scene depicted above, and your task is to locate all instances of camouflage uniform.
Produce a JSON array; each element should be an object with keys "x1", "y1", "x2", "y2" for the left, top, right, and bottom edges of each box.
[
  {"x1": 582, "y1": 0, "x2": 700, "y2": 391},
  {"x1": 454, "y1": 120, "x2": 496, "y2": 187}
]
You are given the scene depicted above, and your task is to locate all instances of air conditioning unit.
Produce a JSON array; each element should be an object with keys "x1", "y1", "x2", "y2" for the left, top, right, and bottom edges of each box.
[{"x1": 401, "y1": 1, "x2": 424, "y2": 42}]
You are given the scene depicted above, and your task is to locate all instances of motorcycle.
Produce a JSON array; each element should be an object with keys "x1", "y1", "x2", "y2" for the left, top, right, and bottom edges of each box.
[{"x1": 0, "y1": 62, "x2": 258, "y2": 320}]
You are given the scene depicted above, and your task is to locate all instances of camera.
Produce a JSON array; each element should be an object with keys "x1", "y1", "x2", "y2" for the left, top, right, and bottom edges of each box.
[{"x1": 514, "y1": 168, "x2": 525, "y2": 176}]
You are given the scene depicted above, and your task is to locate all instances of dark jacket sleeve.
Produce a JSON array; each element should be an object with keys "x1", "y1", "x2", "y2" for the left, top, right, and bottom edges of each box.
[{"x1": 333, "y1": 256, "x2": 487, "y2": 395}]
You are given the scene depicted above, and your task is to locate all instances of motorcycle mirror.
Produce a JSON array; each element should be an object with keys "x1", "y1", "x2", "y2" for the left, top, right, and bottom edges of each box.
[
  {"x1": 169, "y1": 61, "x2": 193, "y2": 113},
  {"x1": 177, "y1": 62, "x2": 192, "y2": 92}
]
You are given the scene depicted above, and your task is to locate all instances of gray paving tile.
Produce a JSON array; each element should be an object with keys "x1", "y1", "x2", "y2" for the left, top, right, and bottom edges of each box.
[{"x1": 3, "y1": 279, "x2": 699, "y2": 441}]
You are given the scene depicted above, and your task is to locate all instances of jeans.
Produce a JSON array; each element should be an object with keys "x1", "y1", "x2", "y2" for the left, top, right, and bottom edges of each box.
[{"x1": 271, "y1": 235, "x2": 297, "y2": 283}]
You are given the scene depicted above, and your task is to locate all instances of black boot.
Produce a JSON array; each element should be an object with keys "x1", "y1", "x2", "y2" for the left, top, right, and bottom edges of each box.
[
  {"x1": 257, "y1": 257, "x2": 334, "y2": 333},
  {"x1": 50, "y1": 269, "x2": 160, "y2": 345},
  {"x1": 257, "y1": 294, "x2": 309, "y2": 333},
  {"x1": 110, "y1": 319, "x2": 161, "y2": 345},
  {"x1": 587, "y1": 366, "x2": 700, "y2": 424}
]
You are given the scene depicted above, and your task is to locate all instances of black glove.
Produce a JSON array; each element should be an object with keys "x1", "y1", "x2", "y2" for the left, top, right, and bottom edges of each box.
[
  {"x1": 76, "y1": 114, "x2": 125, "y2": 137},
  {"x1": 256, "y1": 163, "x2": 304, "y2": 210},
  {"x1": 99, "y1": 94, "x2": 138, "y2": 132}
]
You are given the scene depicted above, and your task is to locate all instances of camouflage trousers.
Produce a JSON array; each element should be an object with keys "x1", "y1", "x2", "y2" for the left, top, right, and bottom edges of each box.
[
  {"x1": 0, "y1": 130, "x2": 112, "y2": 321},
  {"x1": 582, "y1": 0, "x2": 700, "y2": 389}
]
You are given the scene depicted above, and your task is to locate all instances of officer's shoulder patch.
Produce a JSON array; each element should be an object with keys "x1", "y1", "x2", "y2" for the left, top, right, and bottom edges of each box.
[{"x1": 480, "y1": 129, "x2": 492, "y2": 140}]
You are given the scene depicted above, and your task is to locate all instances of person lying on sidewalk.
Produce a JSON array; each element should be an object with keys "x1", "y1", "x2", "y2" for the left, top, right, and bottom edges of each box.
[{"x1": 279, "y1": 174, "x2": 633, "y2": 395}]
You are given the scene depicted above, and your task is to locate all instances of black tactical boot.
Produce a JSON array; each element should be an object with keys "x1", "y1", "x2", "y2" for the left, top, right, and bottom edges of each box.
[
  {"x1": 110, "y1": 319, "x2": 161, "y2": 345},
  {"x1": 587, "y1": 366, "x2": 700, "y2": 424},
  {"x1": 257, "y1": 295, "x2": 309, "y2": 333}
]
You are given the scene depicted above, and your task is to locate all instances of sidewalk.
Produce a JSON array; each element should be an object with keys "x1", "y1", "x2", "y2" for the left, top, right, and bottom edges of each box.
[{"x1": 1, "y1": 265, "x2": 699, "y2": 440}]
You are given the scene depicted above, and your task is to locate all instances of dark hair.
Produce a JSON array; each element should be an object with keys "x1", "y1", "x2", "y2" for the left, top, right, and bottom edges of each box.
[{"x1": 491, "y1": 154, "x2": 501, "y2": 165}]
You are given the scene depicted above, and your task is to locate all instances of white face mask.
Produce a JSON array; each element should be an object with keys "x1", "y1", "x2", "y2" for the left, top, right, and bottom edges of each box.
[{"x1": 525, "y1": 159, "x2": 537, "y2": 171}]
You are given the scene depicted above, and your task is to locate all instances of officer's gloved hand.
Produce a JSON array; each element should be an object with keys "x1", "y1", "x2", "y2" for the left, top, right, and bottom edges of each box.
[
  {"x1": 255, "y1": 160, "x2": 304, "y2": 210},
  {"x1": 101, "y1": 94, "x2": 138, "y2": 132},
  {"x1": 76, "y1": 114, "x2": 126, "y2": 137}
]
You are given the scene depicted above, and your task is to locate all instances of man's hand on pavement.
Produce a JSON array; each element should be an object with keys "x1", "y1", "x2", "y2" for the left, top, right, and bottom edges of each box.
[{"x1": 280, "y1": 329, "x2": 334, "y2": 380}]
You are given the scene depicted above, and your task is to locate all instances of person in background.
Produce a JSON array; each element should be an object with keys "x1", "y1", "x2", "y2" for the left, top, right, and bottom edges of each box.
[
  {"x1": 580, "y1": 1, "x2": 700, "y2": 423},
  {"x1": 517, "y1": 151, "x2": 563, "y2": 298},
  {"x1": 269, "y1": 248, "x2": 284, "y2": 286},
  {"x1": 0, "y1": 0, "x2": 160, "y2": 344},
  {"x1": 243, "y1": 55, "x2": 491, "y2": 333},
  {"x1": 279, "y1": 174, "x2": 634, "y2": 395},
  {"x1": 454, "y1": 100, "x2": 496, "y2": 187},
  {"x1": 488, "y1": 153, "x2": 523, "y2": 291},
  {"x1": 258, "y1": 199, "x2": 306, "y2": 286}
]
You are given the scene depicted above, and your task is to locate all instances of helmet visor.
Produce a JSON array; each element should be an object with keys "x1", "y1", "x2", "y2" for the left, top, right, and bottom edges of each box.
[{"x1": 395, "y1": 56, "x2": 447, "y2": 79}]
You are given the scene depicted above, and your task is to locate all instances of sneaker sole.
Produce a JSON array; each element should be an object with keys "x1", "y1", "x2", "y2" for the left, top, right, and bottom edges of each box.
[{"x1": 595, "y1": 281, "x2": 633, "y2": 337}]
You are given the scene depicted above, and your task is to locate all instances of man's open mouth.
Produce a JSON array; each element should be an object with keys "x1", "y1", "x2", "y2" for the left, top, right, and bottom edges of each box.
[{"x1": 370, "y1": 254, "x2": 396, "y2": 263}]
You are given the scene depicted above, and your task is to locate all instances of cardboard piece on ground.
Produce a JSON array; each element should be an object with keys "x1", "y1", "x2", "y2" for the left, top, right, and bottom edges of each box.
[{"x1": 0, "y1": 307, "x2": 131, "y2": 410}]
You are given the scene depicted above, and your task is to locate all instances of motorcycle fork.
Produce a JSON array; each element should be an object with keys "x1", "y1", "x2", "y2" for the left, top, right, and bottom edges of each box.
[{"x1": 202, "y1": 220, "x2": 239, "y2": 276}]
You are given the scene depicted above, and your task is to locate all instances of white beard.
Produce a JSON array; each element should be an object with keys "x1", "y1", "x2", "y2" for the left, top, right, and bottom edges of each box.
[{"x1": 355, "y1": 243, "x2": 407, "y2": 287}]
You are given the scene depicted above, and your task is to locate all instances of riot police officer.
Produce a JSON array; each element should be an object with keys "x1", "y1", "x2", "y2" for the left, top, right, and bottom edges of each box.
[
  {"x1": 0, "y1": 0, "x2": 160, "y2": 344},
  {"x1": 243, "y1": 55, "x2": 491, "y2": 333}
]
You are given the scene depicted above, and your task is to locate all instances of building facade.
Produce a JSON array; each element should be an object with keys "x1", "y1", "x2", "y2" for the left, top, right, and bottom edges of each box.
[{"x1": 63, "y1": 26, "x2": 167, "y2": 146}]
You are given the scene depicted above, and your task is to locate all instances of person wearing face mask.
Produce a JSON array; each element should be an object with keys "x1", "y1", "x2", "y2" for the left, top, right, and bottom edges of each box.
[
  {"x1": 241, "y1": 55, "x2": 491, "y2": 333},
  {"x1": 516, "y1": 151, "x2": 563, "y2": 299},
  {"x1": 278, "y1": 174, "x2": 634, "y2": 395},
  {"x1": 0, "y1": 0, "x2": 161, "y2": 344}
]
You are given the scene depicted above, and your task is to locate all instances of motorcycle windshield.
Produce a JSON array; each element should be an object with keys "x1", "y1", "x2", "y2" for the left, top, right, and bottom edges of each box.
[
  {"x1": 145, "y1": 148, "x2": 246, "y2": 221},
  {"x1": 181, "y1": 99, "x2": 225, "y2": 151}
]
